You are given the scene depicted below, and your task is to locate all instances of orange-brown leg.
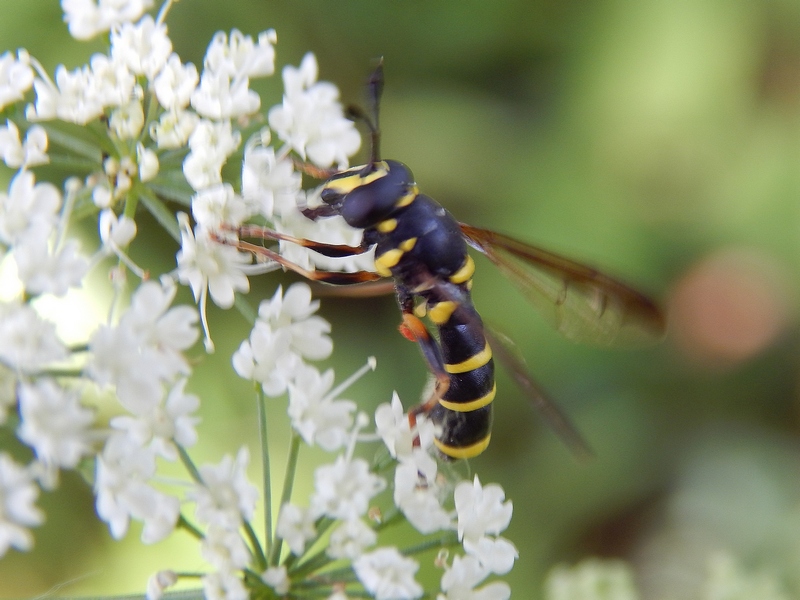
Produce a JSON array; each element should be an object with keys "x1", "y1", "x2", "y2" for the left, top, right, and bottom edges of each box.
[
  {"x1": 212, "y1": 233, "x2": 383, "y2": 286},
  {"x1": 398, "y1": 311, "x2": 450, "y2": 448}
]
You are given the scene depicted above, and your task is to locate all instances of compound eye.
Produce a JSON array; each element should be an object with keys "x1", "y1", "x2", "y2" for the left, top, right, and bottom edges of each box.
[{"x1": 320, "y1": 187, "x2": 342, "y2": 205}]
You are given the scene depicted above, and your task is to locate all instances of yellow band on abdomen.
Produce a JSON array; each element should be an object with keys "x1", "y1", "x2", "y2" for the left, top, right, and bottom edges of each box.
[
  {"x1": 428, "y1": 300, "x2": 458, "y2": 325},
  {"x1": 438, "y1": 383, "x2": 496, "y2": 413},
  {"x1": 444, "y1": 342, "x2": 492, "y2": 374},
  {"x1": 434, "y1": 434, "x2": 491, "y2": 459}
]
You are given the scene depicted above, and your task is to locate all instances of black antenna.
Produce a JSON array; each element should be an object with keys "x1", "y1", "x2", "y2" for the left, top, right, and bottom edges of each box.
[
  {"x1": 366, "y1": 58, "x2": 384, "y2": 165},
  {"x1": 346, "y1": 58, "x2": 384, "y2": 171}
]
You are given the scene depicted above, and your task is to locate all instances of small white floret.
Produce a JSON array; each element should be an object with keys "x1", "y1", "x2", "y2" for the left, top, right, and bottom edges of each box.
[
  {"x1": 276, "y1": 502, "x2": 316, "y2": 555},
  {"x1": 188, "y1": 447, "x2": 258, "y2": 529},
  {"x1": 262, "y1": 565, "x2": 290, "y2": 595},
  {"x1": 353, "y1": 547, "x2": 423, "y2": 600},
  {"x1": 0, "y1": 50, "x2": 33, "y2": 110},
  {"x1": 0, "y1": 452, "x2": 44, "y2": 557},
  {"x1": 454, "y1": 476, "x2": 513, "y2": 544},
  {"x1": 310, "y1": 455, "x2": 386, "y2": 521}
]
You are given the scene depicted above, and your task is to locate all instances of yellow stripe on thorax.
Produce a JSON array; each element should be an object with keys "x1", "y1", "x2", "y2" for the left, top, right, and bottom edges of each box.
[
  {"x1": 323, "y1": 162, "x2": 389, "y2": 193},
  {"x1": 449, "y1": 255, "x2": 475, "y2": 284},
  {"x1": 399, "y1": 237, "x2": 417, "y2": 252},
  {"x1": 374, "y1": 237, "x2": 417, "y2": 277},
  {"x1": 434, "y1": 434, "x2": 491, "y2": 459},
  {"x1": 374, "y1": 250, "x2": 401, "y2": 276},
  {"x1": 444, "y1": 342, "x2": 492, "y2": 374},
  {"x1": 395, "y1": 185, "x2": 419, "y2": 208},
  {"x1": 439, "y1": 383, "x2": 496, "y2": 413},
  {"x1": 376, "y1": 218, "x2": 397, "y2": 233}
]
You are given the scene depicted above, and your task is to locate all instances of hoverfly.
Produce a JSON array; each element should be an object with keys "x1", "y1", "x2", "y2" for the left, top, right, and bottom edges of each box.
[{"x1": 228, "y1": 61, "x2": 665, "y2": 459}]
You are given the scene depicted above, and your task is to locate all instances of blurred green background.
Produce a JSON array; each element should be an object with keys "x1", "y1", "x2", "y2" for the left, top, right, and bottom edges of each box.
[{"x1": 3, "y1": 0, "x2": 800, "y2": 598}]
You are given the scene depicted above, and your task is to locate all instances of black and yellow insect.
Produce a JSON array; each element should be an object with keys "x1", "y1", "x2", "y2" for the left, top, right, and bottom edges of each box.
[{"x1": 231, "y1": 62, "x2": 665, "y2": 459}]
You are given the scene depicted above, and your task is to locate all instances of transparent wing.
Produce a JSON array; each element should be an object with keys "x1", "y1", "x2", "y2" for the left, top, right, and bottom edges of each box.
[
  {"x1": 484, "y1": 326, "x2": 593, "y2": 459},
  {"x1": 460, "y1": 223, "x2": 666, "y2": 347},
  {"x1": 417, "y1": 277, "x2": 592, "y2": 459}
]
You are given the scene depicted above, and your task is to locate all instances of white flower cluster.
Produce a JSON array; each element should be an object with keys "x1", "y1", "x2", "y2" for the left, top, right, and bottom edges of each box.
[
  {"x1": 243, "y1": 379, "x2": 517, "y2": 600},
  {"x1": 0, "y1": 2, "x2": 519, "y2": 600},
  {"x1": 0, "y1": 50, "x2": 34, "y2": 110},
  {"x1": 174, "y1": 44, "x2": 369, "y2": 350},
  {"x1": 62, "y1": 0, "x2": 155, "y2": 40},
  {"x1": 377, "y1": 395, "x2": 517, "y2": 600},
  {"x1": 545, "y1": 559, "x2": 640, "y2": 600},
  {"x1": 227, "y1": 299, "x2": 517, "y2": 599},
  {"x1": 262, "y1": 386, "x2": 517, "y2": 600},
  {"x1": 0, "y1": 166, "x2": 87, "y2": 297},
  {"x1": 543, "y1": 554, "x2": 793, "y2": 600}
]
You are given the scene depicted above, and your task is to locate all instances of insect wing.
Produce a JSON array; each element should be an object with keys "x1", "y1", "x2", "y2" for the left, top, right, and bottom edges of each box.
[
  {"x1": 415, "y1": 277, "x2": 592, "y2": 458},
  {"x1": 485, "y1": 326, "x2": 592, "y2": 459},
  {"x1": 460, "y1": 224, "x2": 666, "y2": 347}
]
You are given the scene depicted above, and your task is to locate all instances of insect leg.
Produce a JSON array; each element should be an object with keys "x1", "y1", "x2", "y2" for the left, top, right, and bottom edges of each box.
[
  {"x1": 234, "y1": 224, "x2": 373, "y2": 258},
  {"x1": 214, "y1": 233, "x2": 383, "y2": 285},
  {"x1": 395, "y1": 287, "x2": 451, "y2": 443},
  {"x1": 300, "y1": 205, "x2": 341, "y2": 220}
]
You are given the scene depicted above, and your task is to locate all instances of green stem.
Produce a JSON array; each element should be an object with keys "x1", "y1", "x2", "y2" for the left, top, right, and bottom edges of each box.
[
  {"x1": 298, "y1": 566, "x2": 360, "y2": 584},
  {"x1": 286, "y1": 518, "x2": 335, "y2": 575},
  {"x1": 243, "y1": 520, "x2": 267, "y2": 571},
  {"x1": 140, "y1": 88, "x2": 161, "y2": 146},
  {"x1": 136, "y1": 183, "x2": 181, "y2": 242},
  {"x1": 56, "y1": 170, "x2": 79, "y2": 249},
  {"x1": 257, "y1": 386, "x2": 273, "y2": 557},
  {"x1": 174, "y1": 571, "x2": 206, "y2": 579},
  {"x1": 177, "y1": 444, "x2": 204, "y2": 484},
  {"x1": 234, "y1": 293, "x2": 258, "y2": 325},
  {"x1": 372, "y1": 506, "x2": 403, "y2": 531},
  {"x1": 29, "y1": 368, "x2": 84, "y2": 379},
  {"x1": 401, "y1": 532, "x2": 460, "y2": 556},
  {"x1": 122, "y1": 188, "x2": 139, "y2": 220},
  {"x1": 156, "y1": 0, "x2": 177, "y2": 24},
  {"x1": 243, "y1": 568, "x2": 271, "y2": 594},
  {"x1": 288, "y1": 548, "x2": 333, "y2": 579},
  {"x1": 268, "y1": 432, "x2": 301, "y2": 566},
  {"x1": 177, "y1": 514, "x2": 204, "y2": 540}
]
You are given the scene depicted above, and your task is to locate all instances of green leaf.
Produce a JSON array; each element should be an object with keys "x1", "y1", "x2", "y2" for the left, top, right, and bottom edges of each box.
[
  {"x1": 46, "y1": 153, "x2": 102, "y2": 173},
  {"x1": 147, "y1": 181, "x2": 194, "y2": 207},
  {"x1": 137, "y1": 185, "x2": 181, "y2": 242},
  {"x1": 157, "y1": 148, "x2": 190, "y2": 166},
  {"x1": 41, "y1": 124, "x2": 103, "y2": 163},
  {"x1": 71, "y1": 191, "x2": 100, "y2": 223},
  {"x1": 234, "y1": 293, "x2": 258, "y2": 324}
]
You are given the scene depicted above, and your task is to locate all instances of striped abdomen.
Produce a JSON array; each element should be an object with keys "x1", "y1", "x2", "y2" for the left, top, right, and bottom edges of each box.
[{"x1": 427, "y1": 299, "x2": 495, "y2": 459}]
